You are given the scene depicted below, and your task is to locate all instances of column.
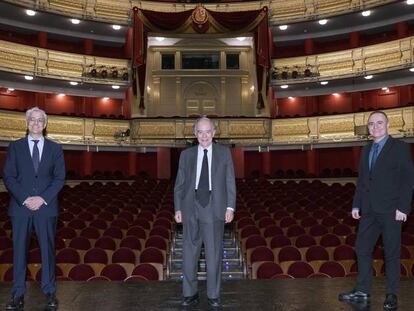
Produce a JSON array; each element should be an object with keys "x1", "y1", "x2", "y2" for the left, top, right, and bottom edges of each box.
[
  {"x1": 82, "y1": 151, "x2": 92, "y2": 177},
  {"x1": 37, "y1": 31, "x2": 48, "y2": 48},
  {"x1": 124, "y1": 87, "x2": 132, "y2": 118},
  {"x1": 124, "y1": 27, "x2": 133, "y2": 58},
  {"x1": 349, "y1": 32, "x2": 359, "y2": 48},
  {"x1": 352, "y1": 146, "x2": 361, "y2": 173},
  {"x1": 304, "y1": 38, "x2": 314, "y2": 55},
  {"x1": 306, "y1": 149, "x2": 317, "y2": 177},
  {"x1": 128, "y1": 152, "x2": 137, "y2": 177},
  {"x1": 84, "y1": 39, "x2": 94, "y2": 55},
  {"x1": 261, "y1": 152, "x2": 271, "y2": 177},
  {"x1": 157, "y1": 147, "x2": 171, "y2": 179},
  {"x1": 231, "y1": 147, "x2": 245, "y2": 179},
  {"x1": 397, "y1": 21, "x2": 408, "y2": 39},
  {"x1": 351, "y1": 92, "x2": 362, "y2": 112}
]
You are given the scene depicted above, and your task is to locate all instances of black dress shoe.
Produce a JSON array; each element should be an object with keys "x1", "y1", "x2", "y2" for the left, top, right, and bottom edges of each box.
[
  {"x1": 181, "y1": 293, "x2": 199, "y2": 307},
  {"x1": 207, "y1": 298, "x2": 221, "y2": 308},
  {"x1": 339, "y1": 290, "x2": 370, "y2": 302},
  {"x1": 45, "y1": 293, "x2": 58, "y2": 310},
  {"x1": 383, "y1": 293, "x2": 397, "y2": 310},
  {"x1": 5, "y1": 295, "x2": 24, "y2": 310}
]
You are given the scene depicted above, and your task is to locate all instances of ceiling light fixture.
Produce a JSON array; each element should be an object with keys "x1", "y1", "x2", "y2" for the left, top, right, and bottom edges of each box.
[
  {"x1": 24, "y1": 75, "x2": 33, "y2": 80},
  {"x1": 318, "y1": 19, "x2": 328, "y2": 25},
  {"x1": 25, "y1": 10, "x2": 36, "y2": 16},
  {"x1": 381, "y1": 87, "x2": 388, "y2": 91},
  {"x1": 155, "y1": 37, "x2": 165, "y2": 42},
  {"x1": 364, "y1": 75, "x2": 373, "y2": 79},
  {"x1": 7, "y1": 88, "x2": 15, "y2": 92},
  {"x1": 361, "y1": 10, "x2": 371, "y2": 17},
  {"x1": 112, "y1": 85, "x2": 120, "y2": 89},
  {"x1": 288, "y1": 96, "x2": 294, "y2": 100},
  {"x1": 409, "y1": 67, "x2": 414, "y2": 72},
  {"x1": 320, "y1": 81, "x2": 329, "y2": 85},
  {"x1": 103, "y1": 97, "x2": 109, "y2": 100},
  {"x1": 407, "y1": 0, "x2": 414, "y2": 5},
  {"x1": 58, "y1": 93, "x2": 65, "y2": 97},
  {"x1": 70, "y1": 19, "x2": 80, "y2": 24},
  {"x1": 236, "y1": 37, "x2": 246, "y2": 41},
  {"x1": 332, "y1": 93, "x2": 339, "y2": 96},
  {"x1": 112, "y1": 25, "x2": 121, "y2": 30},
  {"x1": 280, "y1": 85, "x2": 288, "y2": 89},
  {"x1": 279, "y1": 25, "x2": 288, "y2": 31},
  {"x1": 69, "y1": 81, "x2": 78, "y2": 86}
]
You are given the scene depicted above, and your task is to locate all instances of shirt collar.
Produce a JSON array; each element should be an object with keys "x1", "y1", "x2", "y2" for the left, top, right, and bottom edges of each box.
[
  {"x1": 28, "y1": 135, "x2": 44, "y2": 143},
  {"x1": 198, "y1": 143, "x2": 212, "y2": 153},
  {"x1": 374, "y1": 134, "x2": 388, "y2": 149}
]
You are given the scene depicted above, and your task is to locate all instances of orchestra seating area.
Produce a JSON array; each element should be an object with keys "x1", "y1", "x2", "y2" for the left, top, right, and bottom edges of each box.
[
  {"x1": 1, "y1": 178, "x2": 414, "y2": 282},
  {"x1": 235, "y1": 179, "x2": 414, "y2": 279},
  {"x1": 0, "y1": 180, "x2": 175, "y2": 282}
]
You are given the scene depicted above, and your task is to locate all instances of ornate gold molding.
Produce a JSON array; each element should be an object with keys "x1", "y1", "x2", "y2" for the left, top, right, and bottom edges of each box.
[
  {"x1": 273, "y1": 36, "x2": 414, "y2": 82},
  {"x1": 0, "y1": 40, "x2": 129, "y2": 84},
  {"x1": 4, "y1": 0, "x2": 396, "y2": 24},
  {"x1": 0, "y1": 107, "x2": 413, "y2": 146}
]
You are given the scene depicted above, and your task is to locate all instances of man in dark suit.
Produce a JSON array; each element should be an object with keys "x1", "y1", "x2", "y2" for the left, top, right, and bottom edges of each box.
[
  {"x1": 339, "y1": 111, "x2": 414, "y2": 310},
  {"x1": 174, "y1": 117, "x2": 236, "y2": 308},
  {"x1": 3, "y1": 107, "x2": 65, "y2": 311}
]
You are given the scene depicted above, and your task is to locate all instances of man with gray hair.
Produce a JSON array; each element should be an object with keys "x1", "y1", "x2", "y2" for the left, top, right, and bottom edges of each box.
[
  {"x1": 174, "y1": 117, "x2": 236, "y2": 308},
  {"x1": 3, "y1": 107, "x2": 65, "y2": 310}
]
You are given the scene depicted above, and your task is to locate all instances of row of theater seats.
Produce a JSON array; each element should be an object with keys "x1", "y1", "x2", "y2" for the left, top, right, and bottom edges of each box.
[
  {"x1": 235, "y1": 179, "x2": 414, "y2": 279},
  {"x1": 0, "y1": 180, "x2": 176, "y2": 282}
]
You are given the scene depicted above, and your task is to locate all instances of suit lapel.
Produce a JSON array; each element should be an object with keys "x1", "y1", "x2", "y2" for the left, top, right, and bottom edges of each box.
[
  {"x1": 190, "y1": 146, "x2": 198, "y2": 187},
  {"x1": 38, "y1": 138, "x2": 50, "y2": 172},
  {"x1": 211, "y1": 144, "x2": 218, "y2": 189}
]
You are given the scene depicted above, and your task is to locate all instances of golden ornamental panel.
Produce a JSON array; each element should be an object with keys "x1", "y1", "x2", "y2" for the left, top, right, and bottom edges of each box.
[
  {"x1": 319, "y1": 117, "x2": 355, "y2": 134},
  {"x1": 228, "y1": 121, "x2": 267, "y2": 138},
  {"x1": 136, "y1": 122, "x2": 176, "y2": 139},
  {"x1": 46, "y1": 119, "x2": 84, "y2": 135},
  {"x1": 93, "y1": 121, "x2": 129, "y2": 137},
  {"x1": 272, "y1": 119, "x2": 309, "y2": 137}
]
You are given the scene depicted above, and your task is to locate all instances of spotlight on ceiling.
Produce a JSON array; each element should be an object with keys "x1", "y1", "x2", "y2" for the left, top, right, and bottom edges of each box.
[
  {"x1": 320, "y1": 81, "x2": 329, "y2": 85},
  {"x1": 279, "y1": 25, "x2": 288, "y2": 31},
  {"x1": 25, "y1": 10, "x2": 36, "y2": 16},
  {"x1": 280, "y1": 85, "x2": 289, "y2": 89},
  {"x1": 361, "y1": 10, "x2": 371, "y2": 17},
  {"x1": 69, "y1": 81, "x2": 78, "y2": 86},
  {"x1": 318, "y1": 19, "x2": 328, "y2": 25},
  {"x1": 70, "y1": 19, "x2": 80, "y2": 25},
  {"x1": 24, "y1": 75, "x2": 33, "y2": 80},
  {"x1": 112, "y1": 25, "x2": 121, "y2": 30},
  {"x1": 364, "y1": 75, "x2": 373, "y2": 80}
]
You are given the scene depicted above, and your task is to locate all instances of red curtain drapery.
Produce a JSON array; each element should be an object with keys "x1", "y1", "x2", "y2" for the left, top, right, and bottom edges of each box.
[{"x1": 132, "y1": 6, "x2": 270, "y2": 111}]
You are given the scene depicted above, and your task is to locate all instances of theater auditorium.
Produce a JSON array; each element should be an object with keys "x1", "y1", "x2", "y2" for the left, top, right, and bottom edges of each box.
[{"x1": 1, "y1": 0, "x2": 414, "y2": 310}]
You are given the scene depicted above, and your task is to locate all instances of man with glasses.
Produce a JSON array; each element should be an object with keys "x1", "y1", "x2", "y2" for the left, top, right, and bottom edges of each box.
[
  {"x1": 3, "y1": 107, "x2": 65, "y2": 310},
  {"x1": 339, "y1": 111, "x2": 414, "y2": 310},
  {"x1": 174, "y1": 117, "x2": 236, "y2": 308}
]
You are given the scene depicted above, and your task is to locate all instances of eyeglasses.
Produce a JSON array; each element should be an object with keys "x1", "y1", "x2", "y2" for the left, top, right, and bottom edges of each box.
[{"x1": 28, "y1": 118, "x2": 45, "y2": 124}]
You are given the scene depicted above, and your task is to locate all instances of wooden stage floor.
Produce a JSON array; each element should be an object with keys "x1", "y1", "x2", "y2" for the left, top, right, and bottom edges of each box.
[{"x1": 1, "y1": 277, "x2": 414, "y2": 310}]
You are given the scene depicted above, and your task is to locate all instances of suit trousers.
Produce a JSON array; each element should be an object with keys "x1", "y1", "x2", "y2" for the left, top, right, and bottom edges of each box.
[
  {"x1": 182, "y1": 199, "x2": 224, "y2": 299},
  {"x1": 355, "y1": 212, "x2": 401, "y2": 294},
  {"x1": 11, "y1": 215, "x2": 57, "y2": 296}
]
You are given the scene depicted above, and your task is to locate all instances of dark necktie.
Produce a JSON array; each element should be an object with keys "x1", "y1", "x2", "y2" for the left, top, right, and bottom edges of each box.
[
  {"x1": 196, "y1": 149, "x2": 210, "y2": 207},
  {"x1": 370, "y1": 143, "x2": 379, "y2": 171},
  {"x1": 32, "y1": 140, "x2": 40, "y2": 173}
]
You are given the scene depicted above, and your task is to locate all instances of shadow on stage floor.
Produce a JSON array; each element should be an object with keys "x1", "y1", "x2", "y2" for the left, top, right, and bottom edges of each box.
[{"x1": 1, "y1": 277, "x2": 414, "y2": 310}]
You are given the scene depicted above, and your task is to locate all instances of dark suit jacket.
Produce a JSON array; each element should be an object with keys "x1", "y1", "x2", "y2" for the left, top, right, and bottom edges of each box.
[
  {"x1": 353, "y1": 136, "x2": 414, "y2": 215},
  {"x1": 174, "y1": 143, "x2": 236, "y2": 221},
  {"x1": 3, "y1": 136, "x2": 66, "y2": 217}
]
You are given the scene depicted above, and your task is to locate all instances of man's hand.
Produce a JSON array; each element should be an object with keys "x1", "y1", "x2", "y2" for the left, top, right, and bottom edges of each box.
[
  {"x1": 352, "y1": 209, "x2": 361, "y2": 220},
  {"x1": 396, "y1": 209, "x2": 407, "y2": 222},
  {"x1": 225, "y1": 209, "x2": 234, "y2": 223},
  {"x1": 24, "y1": 196, "x2": 45, "y2": 211},
  {"x1": 174, "y1": 211, "x2": 182, "y2": 223}
]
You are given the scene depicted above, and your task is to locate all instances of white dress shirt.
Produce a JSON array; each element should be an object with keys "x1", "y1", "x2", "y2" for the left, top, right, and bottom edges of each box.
[{"x1": 195, "y1": 144, "x2": 212, "y2": 191}]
